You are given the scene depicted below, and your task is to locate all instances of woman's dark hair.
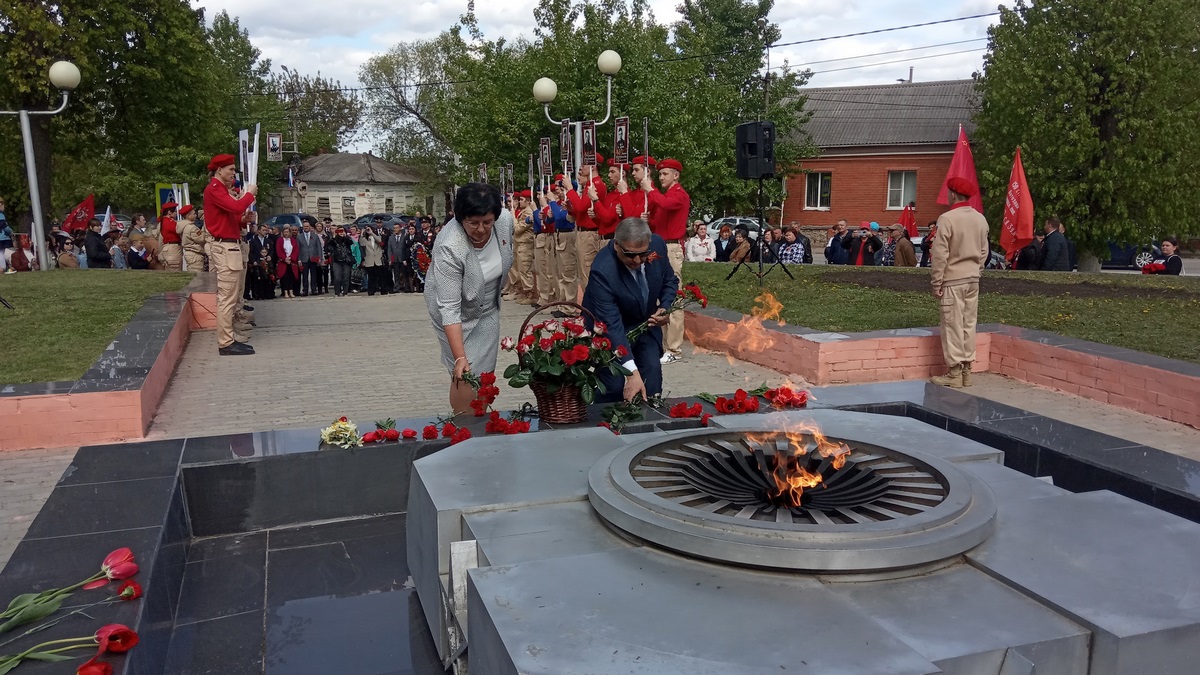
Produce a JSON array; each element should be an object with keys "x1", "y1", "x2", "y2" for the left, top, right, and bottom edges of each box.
[
  {"x1": 1163, "y1": 236, "x2": 1179, "y2": 247},
  {"x1": 453, "y1": 183, "x2": 503, "y2": 221}
]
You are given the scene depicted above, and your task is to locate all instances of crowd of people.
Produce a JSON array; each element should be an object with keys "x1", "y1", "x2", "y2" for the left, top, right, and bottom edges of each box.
[{"x1": 240, "y1": 215, "x2": 446, "y2": 300}]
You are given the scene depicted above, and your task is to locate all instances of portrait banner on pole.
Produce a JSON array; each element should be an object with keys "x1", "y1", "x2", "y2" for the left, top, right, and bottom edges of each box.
[
  {"x1": 478, "y1": 163, "x2": 488, "y2": 184},
  {"x1": 580, "y1": 120, "x2": 597, "y2": 167},
  {"x1": 505, "y1": 164, "x2": 514, "y2": 194},
  {"x1": 614, "y1": 117, "x2": 630, "y2": 164},
  {"x1": 266, "y1": 133, "x2": 283, "y2": 162},
  {"x1": 559, "y1": 121, "x2": 572, "y2": 174},
  {"x1": 539, "y1": 138, "x2": 552, "y2": 176}
]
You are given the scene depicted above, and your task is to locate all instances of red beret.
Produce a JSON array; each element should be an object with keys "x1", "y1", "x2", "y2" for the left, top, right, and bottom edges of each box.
[
  {"x1": 658, "y1": 158, "x2": 683, "y2": 172},
  {"x1": 207, "y1": 154, "x2": 236, "y2": 172},
  {"x1": 161, "y1": 201, "x2": 178, "y2": 211},
  {"x1": 606, "y1": 158, "x2": 631, "y2": 171},
  {"x1": 179, "y1": 205, "x2": 194, "y2": 216},
  {"x1": 519, "y1": 189, "x2": 532, "y2": 198},
  {"x1": 632, "y1": 156, "x2": 656, "y2": 167},
  {"x1": 946, "y1": 177, "x2": 977, "y2": 198},
  {"x1": 553, "y1": 173, "x2": 566, "y2": 182},
  {"x1": 593, "y1": 152, "x2": 606, "y2": 166}
]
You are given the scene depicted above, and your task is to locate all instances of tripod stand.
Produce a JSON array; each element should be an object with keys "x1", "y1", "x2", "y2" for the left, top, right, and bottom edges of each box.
[{"x1": 724, "y1": 175, "x2": 793, "y2": 285}]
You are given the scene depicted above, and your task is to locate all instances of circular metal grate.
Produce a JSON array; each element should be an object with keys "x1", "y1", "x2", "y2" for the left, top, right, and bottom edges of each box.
[
  {"x1": 588, "y1": 426, "x2": 997, "y2": 572},
  {"x1": 632, "y1": 436, "x2": 945, "y2": 525}
]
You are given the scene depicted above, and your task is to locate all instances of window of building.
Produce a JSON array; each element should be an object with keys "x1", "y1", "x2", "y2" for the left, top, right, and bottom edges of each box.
[
  {"x1": 804, "y1": 172, "x2": 831, "y2": 210},
  {"x1": 887, "y1": 171, "x2": 917, "y2": 209},
  {"x1": 385, "y1": 197, "x2": 394, "y2": 213},
  {"x1": 341, "y1": 197, "x2": 356, "y2": 222},
  {"x1": 317, "y1": 197, "x2": 331, "y2": 220}
]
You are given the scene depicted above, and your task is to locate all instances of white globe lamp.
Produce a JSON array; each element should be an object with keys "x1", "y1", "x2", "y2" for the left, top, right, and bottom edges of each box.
[
  {"x1": 597, "y1": 50, "x2": 622, "y2": 76},
  {"x1": 532, "y1": 77, "x2": 558, "y2": 104},
  {"x1": 48, "y1": 61, "x2": 81, "y2": 91}
]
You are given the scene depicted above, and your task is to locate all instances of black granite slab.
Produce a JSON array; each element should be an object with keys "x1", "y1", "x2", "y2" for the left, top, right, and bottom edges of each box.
[
  {"x1": 164, "y1": 610, "x2": 266, "y2": 675},
  {"x1": 58, "y1": 439, "x2": 185, "y2": 486},
  {"x1": 22, "y1": 476, "x2": 178, "y2": 540}
]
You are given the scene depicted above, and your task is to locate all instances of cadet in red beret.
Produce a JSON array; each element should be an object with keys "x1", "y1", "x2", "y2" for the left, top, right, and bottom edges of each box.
[
  {"x1": 203, "y1": 153, "x2": 258, "y2": 356},
  {"x1": 158, "y1": 201, "x2": 183, "y2": 271},
  {"x1": 593, "y1": 157, "x2": 630, "y2": 242},
  {"x1": 641, "y1": 157, "x2": 690, "y2": 364},
  {"x1": 622, "y1": 156, "x2": 657, "y2": 231},
  {"x1": 503, "y1": 189, "x2": 537, "y2": 305},
  {"x1": 568, "y1": 152, "x2": 609, "y2": 301},
  {"x1": 930, "y1": 174, "x2": 989, "y2": 388}
]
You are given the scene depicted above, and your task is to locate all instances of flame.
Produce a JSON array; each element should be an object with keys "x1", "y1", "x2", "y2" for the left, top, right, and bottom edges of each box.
[
  {"x1": 709, "y1": 290, "x2": 786, "y2": 358},
  {"x1": 750, "y1": 419, "x2": 852, "y2": 508}
]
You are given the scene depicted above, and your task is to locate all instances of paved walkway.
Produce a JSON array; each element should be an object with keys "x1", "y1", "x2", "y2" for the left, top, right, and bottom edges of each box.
[
  {"x1": 6, "y1": 292, "x2": 1200, "y2": 570},
  {"x1": 147, "y1": 294, "x2": 794, "y2": 439}
]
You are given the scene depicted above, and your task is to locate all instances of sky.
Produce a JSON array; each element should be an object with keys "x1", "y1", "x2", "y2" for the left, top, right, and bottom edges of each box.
[{"x1": 192, "y1": 0, "x2": 1017, "y2": 148}]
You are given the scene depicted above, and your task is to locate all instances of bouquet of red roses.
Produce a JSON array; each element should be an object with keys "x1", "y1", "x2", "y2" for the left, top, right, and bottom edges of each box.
[
  {"x1": 502, "y1": 317, "x2": 630, "y2": 405},
  {"x1": 627, "y1": 283, "x2": 708, "y2": 342},
  {"x1": 1141, "y1": 262, "x2": 1166, "y2": 275}
]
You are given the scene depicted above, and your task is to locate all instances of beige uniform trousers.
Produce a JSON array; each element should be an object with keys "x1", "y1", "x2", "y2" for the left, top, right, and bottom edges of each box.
[
  {"x1": 183, "y1": 250, "x2": 206, "y2": 272},
  {"x1": 514, "y1": 236, "x2": 535, "y2": 299},
  {"x1": 159, "y1": 244, "x2": 183, "y2": 271},
  {"x1": 575, "y1": 230, "x2": 602, "y2": 298},
  {"x1": 235, "y1": 241, "x2": 251, "y2": 323},
  {"x1": 534, "y1": 233, "x2": 558, "y2": 306},
  {"x1": 209, "y1": 242, "x2": 245, "y2": 348},
  {"x1": 554, "y1": 231, "x2": 578, "y2": 306},
  {"x1": 665, "y1": 242, "x2": 685, "y2": 355},
  {"x1": 938, "y1": 280, "x2": 980, "y2": 366}
]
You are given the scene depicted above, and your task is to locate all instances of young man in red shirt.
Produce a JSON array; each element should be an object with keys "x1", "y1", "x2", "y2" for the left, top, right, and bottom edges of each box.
[{"x1": 641, "y1": 158, "x2": 690, "y2": 364}]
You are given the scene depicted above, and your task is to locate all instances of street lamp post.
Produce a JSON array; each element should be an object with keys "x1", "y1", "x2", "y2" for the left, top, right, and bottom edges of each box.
[
  {"x1": 1, "y1": 61, "x2": 82, "y2": 271},
  {"x1": 533, "y1": 50, "x2": 622, "y2": 172}
]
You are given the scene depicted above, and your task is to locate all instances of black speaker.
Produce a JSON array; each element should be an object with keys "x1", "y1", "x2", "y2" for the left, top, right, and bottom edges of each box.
[{"x1": 736, "y1": 120, "x2": 776, "y2": 179}]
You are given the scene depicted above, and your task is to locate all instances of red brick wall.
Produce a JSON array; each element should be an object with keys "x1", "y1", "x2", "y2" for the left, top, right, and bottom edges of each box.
[{"x1": 783, "y1": 153, "x2": 954, "y2": 229}]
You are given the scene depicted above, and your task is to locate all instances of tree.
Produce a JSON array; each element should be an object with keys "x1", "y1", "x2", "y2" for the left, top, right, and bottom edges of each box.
[
  {"x1": 974, "y1": 0, "x2": 1200, "y2": 269},
  {"x1": 360, "y1": 0, "x2": 815, "y2": 215}
]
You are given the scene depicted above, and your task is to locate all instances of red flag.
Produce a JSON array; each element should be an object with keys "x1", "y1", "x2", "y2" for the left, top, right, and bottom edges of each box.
[
  {"x1": 937, "y1": 126, "x2": 983, "y2": 212},
  {"x1": 999, "y1": 147, "x2": 1034, "y2": 260},
  {"x1": 898, "y1": 204, "x2": 918, "y2": 238},
  {"x1": 63, "y1": 194, "x2": 95, "y2": 232}
]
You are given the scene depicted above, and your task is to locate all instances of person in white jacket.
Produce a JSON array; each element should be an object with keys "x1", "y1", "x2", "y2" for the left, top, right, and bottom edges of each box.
[{"x1": 684, "y1": 221, "x2": 716, "y2": 262}]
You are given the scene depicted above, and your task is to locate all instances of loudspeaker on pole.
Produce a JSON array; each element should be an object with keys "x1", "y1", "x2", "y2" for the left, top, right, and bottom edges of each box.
[{"x1": 735, "y1": 121, "x2": 776, "y2": 180}]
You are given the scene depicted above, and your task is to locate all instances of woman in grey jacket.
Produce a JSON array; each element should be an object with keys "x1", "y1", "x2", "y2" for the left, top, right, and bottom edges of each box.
[{"x1": 425, "y1": 183, "x2": 514, "y2": 413}]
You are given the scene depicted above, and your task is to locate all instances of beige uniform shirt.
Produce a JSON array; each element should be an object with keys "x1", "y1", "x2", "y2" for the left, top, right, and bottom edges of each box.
[{"x1": 930, "y1": 203, "x2": 989, "y2": 290}]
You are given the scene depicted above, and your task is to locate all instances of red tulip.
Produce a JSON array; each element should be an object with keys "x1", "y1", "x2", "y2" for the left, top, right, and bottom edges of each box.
[
  {"x1": 78, "y1": 663, "x2": 113, "y2": 675},
  {"x1": 402, "y1": 428, "x2": 417, "y2": 439},
  {"x1": 117, "y1": 579, "x2": 142, "y2": 600},
  {"x1": 85, "y1": 548, "x2": 138, "y2": 589},
  {"x1": 361, "y1": 430, "x2": 380, "y2": 443},
  {"x1": 95, "y1": 624, "x2": 139, "y2": 653},
  {"x1": 383, "y1": 429, "x2": 400, "y2": 442},
  {"x1": 700, "y1": 413, "x2": 713, "y2": 427}
]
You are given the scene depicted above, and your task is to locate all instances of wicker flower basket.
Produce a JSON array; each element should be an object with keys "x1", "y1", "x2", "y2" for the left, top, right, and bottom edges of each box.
[{"x1": 518, "y1": 302, "x2": 594, "y2": 424}]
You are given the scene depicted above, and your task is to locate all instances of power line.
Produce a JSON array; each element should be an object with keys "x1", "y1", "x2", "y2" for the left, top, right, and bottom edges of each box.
[
  {"x1": 657, "y1": 11, "x2": 1000, "y2": 63},
  {"x1": 807, "y1": 48, "x2": 987, "y2": 75},
  {"x1": 768, "y1": 38, "x2": 986, "y2": 70}
]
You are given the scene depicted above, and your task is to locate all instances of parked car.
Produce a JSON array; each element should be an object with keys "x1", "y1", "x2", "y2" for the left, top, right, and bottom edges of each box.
[
  {"x1": 263, "y1": 213, "x2": 317, "y2": 229},
  {"x1": 353, "y1": 213, "x2": 413, "y2": 229},
  {"x1": 706, "y1": 216, "x2": 762, "y2": 241},
  {"x1": 1103, "y1": 241, "x2": 1161, "y2": 270}
]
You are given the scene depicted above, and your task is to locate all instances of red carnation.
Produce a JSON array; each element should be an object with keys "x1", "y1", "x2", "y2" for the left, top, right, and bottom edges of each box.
[
  {"x1": 422, "y1": 425, "x2": 439, "y2": 440},
  {"x1": 480, "y1": 372, "x2": 496, "y2": 386},
  {"x1": 745, "y1": 396, "x2": 760, "y2": 412},
  {"x1": 117, "y1": 579, "x2": 142, "y2": 601},
  {"x1": 451, "y1": 427, "x2": 472, "y2": 444},
  {"x1": 592, "y1": 337, "x2": 611, "y2": 350},
  {"x1": 689, "y1": 403, "x2": 703, "y2": 416},
  {"x1": 402, "y1": 429, "x2": 417, "y2": 439},
  {"x1": 616, "y1": 345, "x2": 629, "y2": 357},
  {"x1": 734, "y1": 389, "x2": 748, "y2": 401},
  {"x1": 700, "y1": 413, "x2": 713, "y2": 427},
  {"x1": 441, "y1": 423, "x2": 457, "y2": 438}
]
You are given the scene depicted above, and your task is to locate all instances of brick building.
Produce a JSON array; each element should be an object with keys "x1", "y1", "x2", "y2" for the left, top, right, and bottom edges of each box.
[{"x1": 783, "y1": 80, "x2": 977, "y2": 230}]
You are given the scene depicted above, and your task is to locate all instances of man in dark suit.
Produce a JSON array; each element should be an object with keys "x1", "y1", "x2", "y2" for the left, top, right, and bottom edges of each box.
[{"x1": 583, "y1": 217, "x2": 679, "y2": 404}]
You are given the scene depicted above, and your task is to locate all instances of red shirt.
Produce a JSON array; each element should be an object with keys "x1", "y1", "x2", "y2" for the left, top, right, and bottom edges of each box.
[
  {"x1": 647, "y1": 182, "x2": 690, "y2": 241},
  {"x1": 594, "y1": 189, "x2": 622, "y2": 237},
  {"x1": 566, "y1": 176, "x2": 608, "y2": 231},
  {"x1": 160, "y1": 217, "x2": 180, "y2": 244},
  {"x1": 202, "y1": 178, "x2": 255, "y2": 240}
]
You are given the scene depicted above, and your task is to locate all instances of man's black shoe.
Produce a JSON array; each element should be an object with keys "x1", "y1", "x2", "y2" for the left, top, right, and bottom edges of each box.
[
  {"x1": 248, "y1": 320, "x2": 257, "y2": 326},
  {"x1": 218, "y1": 343, "x2": 256, "y2": 356},
  {"x1": 243, "y1": 304, "x2": 255, "y2": 312},
  {"x1": 551, "y1": 311, "x2": 569, "y2": 319}
]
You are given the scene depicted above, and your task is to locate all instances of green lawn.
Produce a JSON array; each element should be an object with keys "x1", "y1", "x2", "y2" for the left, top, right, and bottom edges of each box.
[
  {"x1": 683, "y1": 263, "x2": 1200, "y2": 364},
  {"x1": 0, "y1": 270, "x2": 194, "y2": 385}
]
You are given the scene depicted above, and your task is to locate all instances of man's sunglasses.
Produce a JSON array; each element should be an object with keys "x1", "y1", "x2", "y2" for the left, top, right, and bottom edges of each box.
[{"x1": 616, "y1": 243, "x2": 651, "y2": 259}]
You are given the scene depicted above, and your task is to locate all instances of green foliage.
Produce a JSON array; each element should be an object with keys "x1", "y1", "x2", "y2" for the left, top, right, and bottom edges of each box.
[
  {"x1": 360, "y1": 0, "x2": 816, "y2": 215},
  {"x1": 0, "y1": 4, "x2": 360, "y2": 223},
  {"x1": 974, "y1": 0, "x2": 1200, "y2": 256}
]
